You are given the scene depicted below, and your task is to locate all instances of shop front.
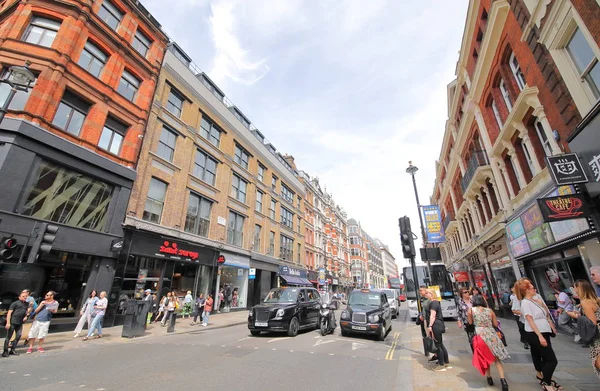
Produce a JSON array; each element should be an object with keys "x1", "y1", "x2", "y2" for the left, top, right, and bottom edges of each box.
[
  {"x1": 485, "y1": 238, "x2": 517, "y2": 309},
  {"x1": 307, "y1": 270, "x2": 319, "y2": 288},
  {"x1": 278, "y1": 265, "x2": 311, "y2": 287},
  {"x1": 218, "y1": 251, "x2": 250, "y2": 311},
  {"x1": 248, "y1": 255, "x2": 279, "y2": 307}
]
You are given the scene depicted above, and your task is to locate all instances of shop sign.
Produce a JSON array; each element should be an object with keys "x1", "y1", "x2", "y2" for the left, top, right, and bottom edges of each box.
[
  {"x1": 453, "y1": 271, "x2": 470, "y2": 282},
  {"x1": 547, "y1": 153, "x2": 588, "y2": 186},
  {"x1": 159, "y1": 241, "x2": 199, "y2": 260},
  {"x1": 472, "y1": 270, "x2": 486, "y2": 282},
  {"x1": 421, "y1": 205, "x2": 445, "y2": 243},
  {"x1": 110, "y1": 239, "x2": 124, "y2": 252},
  {"x1": 280, "y1": 265, "x2": 307, "y2": 278},
  {"x1": 221, "y1": 252, "x2": 250, "y2": 269},
  {"x1": 486, "y1": 242, "x2": 506, "y2": 257},
  {"x1": 468, "y1": 253, "x2": 481, "y2": 267},
  {"x1": 249, "y1": 268, "x2": 256, "y2": 280},
  {"x1": 217, "y1": 216, "x2": 227, "y2": 226},
  {"x1": 537, "y1": 194, "x2": 590, "y2": 222}
]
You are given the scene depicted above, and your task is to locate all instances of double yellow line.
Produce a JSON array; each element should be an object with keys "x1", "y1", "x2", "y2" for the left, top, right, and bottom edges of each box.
[{"x1": 385, "y1": 332, "x2": 401, "y2": 360}]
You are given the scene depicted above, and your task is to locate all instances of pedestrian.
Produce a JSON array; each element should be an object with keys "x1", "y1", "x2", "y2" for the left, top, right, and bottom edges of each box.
[
  {"x1": 554, "y1": 289, "x2": 580, "y2": 343},
  {"x1": 590, "y1": 266, "x2": 600, "y2": 296},
  {"x1": 73, "y1": 290, "x2": 98, "y2": 338},
  {"x1": 155, "y1": 293, "x2": 169, "y2": 323},
  {"x1": 566, "y1": 279, "x2": 600, "y2": 378},
  {"x1": 161, "y1": 291, "x2": 177, "y2": 327},
  {"x1": 191, "y1": 293, "x2": 205, "y2": 325},
  {"x1": 510, "y1": 284, "x2": 529, "y2": 350},
  {"x1": 471, "y1": 286, "x2": 488, "y2": 307},
  {"x1": 183, "y1": 290, "x2": 193, "y2": 319},
  {"x1": 143, "y1": 289, "x2": 153, "y2": 324},
  {"x1": 425, "y1": 289, "x2": 449, "y2": 371},
  {"x1": 27, "y1": 291, "x2": 58, "y2": 354},
  {"x1": 457, "y1": 288, "x2": 475, "y2": 352},
  {"x1": 517, "y1": 278, "x2": 562, "y2": 391},
  {"x1": 83, "y1": 291, "x2": 108, "y2": 341},
  {"x1": 202, "y1": 294, "x2": 214, "y2": 326},
  {"x1": 468, "y1": 294, "x2": 509, "y2": 390},
  {"x1": 3, "y1": 291, "x2": 30, "y2": 357},
  {"x1": 417, "y1": 286, "x2": 435, "y2": 362}
]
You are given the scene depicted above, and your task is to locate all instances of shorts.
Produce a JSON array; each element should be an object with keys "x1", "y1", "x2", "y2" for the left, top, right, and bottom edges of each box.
[{"x1": 28, "y1": 320, "x2": 51, "y2": 339}]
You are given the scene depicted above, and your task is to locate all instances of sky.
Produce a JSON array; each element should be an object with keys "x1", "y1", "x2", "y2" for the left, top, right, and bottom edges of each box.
[{"x1": 142, "y1": 0, "x2": 470, "y2": 271}]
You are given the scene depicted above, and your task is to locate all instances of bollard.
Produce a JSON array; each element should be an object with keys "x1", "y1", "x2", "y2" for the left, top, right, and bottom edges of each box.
[{"x1": 167, "y1": 312, "x2": 177, "y2": 333}]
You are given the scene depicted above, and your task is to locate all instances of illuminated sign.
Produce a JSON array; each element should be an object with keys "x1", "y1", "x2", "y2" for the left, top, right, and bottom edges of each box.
[{"x1": 158, "y1": 241, "x2": 199, "y2": 260}]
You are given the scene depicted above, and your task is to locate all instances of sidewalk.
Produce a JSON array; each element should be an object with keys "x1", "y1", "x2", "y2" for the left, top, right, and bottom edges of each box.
[
  {"x1": 406, "y1": 316, "x2": 599, "y2": 391},
  {"x1": 12, "y1": 310, "x2": 248, "y2": 354}
]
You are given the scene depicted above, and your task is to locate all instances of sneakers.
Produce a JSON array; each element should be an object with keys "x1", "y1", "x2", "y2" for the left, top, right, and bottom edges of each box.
[
  {"x1": 1, "y1": 351, "x2": 8, "y2": 358},
  {"x1": 201, "y1": 323, "x2": 207, "y2": 326},
  {"x1": 26, "y1": 348, "x2": 33, "y2": 354},
  {"x1": 444, "y1": 363, "x2": 452, "y2": 369},
  {"x1": 574, "y1": 334, "x2": 581, "y2": 343},
  {"x1": 524, "y1": 343, "x2": 529, "y2": 350},
  {"x1": 37, "y1": 348, "x2": 45, "y2": 353},
  {"x1": 432, "y1": 365, "x2": 446, "y2": 372}
]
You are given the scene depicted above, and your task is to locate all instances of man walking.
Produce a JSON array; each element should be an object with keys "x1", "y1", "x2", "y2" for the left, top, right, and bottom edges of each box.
[
  {"x1": 27, "y1": 291, "x2": 58, "y2": 354},
  {"x1": 202, "y1": 294, "x2": 214, "y2": 326},
  {"x1": 3, "y1": 291, "x2": 30, "y2": 357}
]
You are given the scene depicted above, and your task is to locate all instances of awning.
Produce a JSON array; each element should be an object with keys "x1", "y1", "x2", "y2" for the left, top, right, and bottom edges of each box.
[
  {"x1": 280, "y1": 275, "x2": 312, "y2": 286},
  {"x1": 297, "y1": 278, "x2": 313, "y2": 286}
]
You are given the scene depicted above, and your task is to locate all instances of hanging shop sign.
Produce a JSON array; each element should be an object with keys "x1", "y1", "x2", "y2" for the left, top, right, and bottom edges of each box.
[
  {"x1": 486, "y1": 241, "x2": 506, "y2": 258},
  {"x1": 547, "y1": 153, "x2": 588, "y2": 186},
  {"x1": 468, "y1": 252, "x2": 481, "y2": 267},
  {"x1": 248, "y1": 268, "x2": 256, "y2": 280},
  {"x1": 318, "y1": 267, "x2": 326, "y2": 284},
  {"x1": 453, "y1": 271, "x2": 470, "y2": 283},
  {"x1": 537, "y1": 193, "x2": 591, "y2": 222},
  {"x1": 422, "y1": 205, "x2": 445, "y2": 243}
]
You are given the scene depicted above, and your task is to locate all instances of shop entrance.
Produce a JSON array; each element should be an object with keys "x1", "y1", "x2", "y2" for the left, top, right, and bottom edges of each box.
[{"x1": 529, "y1": 252, "x2": 588, "y2": 303}]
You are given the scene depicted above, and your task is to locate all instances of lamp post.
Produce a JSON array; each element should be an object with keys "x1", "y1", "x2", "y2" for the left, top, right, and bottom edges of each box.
[
  {"x1": 0, "y1": 61, "x2": 36, "y2": 124},
  {"x1": 406, "y1": 161, "x2": 431, "y2": 278}
]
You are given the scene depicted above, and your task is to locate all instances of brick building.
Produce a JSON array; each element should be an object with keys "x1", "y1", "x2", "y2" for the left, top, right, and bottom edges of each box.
[
  {"x1": 0, "y1": 0, "x2": 167, "y2": 328},
  {"x1": 431, "y1": 0, "x2": 597, "y2": 308},
  {"x1": 348, "y1": 218, "x2": 369, "y2": 288}
]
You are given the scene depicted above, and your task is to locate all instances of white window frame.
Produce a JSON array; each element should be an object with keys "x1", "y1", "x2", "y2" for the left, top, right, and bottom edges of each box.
[
  {"x1": 509, "y1": 53, "x2": 526, "y2": 91},
  {"x1": 255, "y1": 190, "x2": 263, "y2": 213},
  {"x1": 521, "y1": 140, "x2": 536, "y2": 177},
  {"x1": 499, "y1": 79, "x2": 512, "y2": 111},
  {"x1": 491, "y1": 99, "x2": 503, "y2": 130},
  {"x1": 534, "y1": 119, "x2": 553, "y2": 157},
  {"x1": 565, "y1": 27, "x2": 599, "y2": 99}
]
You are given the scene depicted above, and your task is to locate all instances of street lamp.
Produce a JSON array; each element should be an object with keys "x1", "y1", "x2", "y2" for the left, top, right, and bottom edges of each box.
[
  {"x1": 405, "y1": 161, "x2": 431, "y2": 276},
  {"x1": 0, "y1": 61, "x2": 36, "y2": 124}
]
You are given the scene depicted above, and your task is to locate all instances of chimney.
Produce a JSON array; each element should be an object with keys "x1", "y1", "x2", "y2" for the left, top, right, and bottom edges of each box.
[{"x1": 283, "y1": 154, "x2": 297, "y2": 170}]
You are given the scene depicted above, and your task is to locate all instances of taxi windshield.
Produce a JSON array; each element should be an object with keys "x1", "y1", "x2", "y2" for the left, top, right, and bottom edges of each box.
[
  {"x1": 264, "y1": 288, "x2": 298, "y2": 303},
  {"x1": 349, "y1": 292, "x2": 381, "y2": 306}
]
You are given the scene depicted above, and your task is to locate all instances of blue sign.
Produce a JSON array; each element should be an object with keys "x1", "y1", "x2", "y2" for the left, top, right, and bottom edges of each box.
[
  {"x1": 279, "y1": 265, "x2": 307, "y2": 278},
  {"x1": 422, "y1": 205, "x2": 445, "y2": 243},
  {"x1": 318, "y1": 268, "x2": 326, "y2": 284}
]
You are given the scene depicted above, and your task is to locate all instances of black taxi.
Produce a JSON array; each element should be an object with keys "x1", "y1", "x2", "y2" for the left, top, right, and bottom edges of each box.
[{"x1": 340, "y1": 288, "x2": 392, "y2": 341}]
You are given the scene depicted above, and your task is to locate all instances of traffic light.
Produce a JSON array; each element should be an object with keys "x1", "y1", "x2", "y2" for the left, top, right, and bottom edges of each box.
[
  {"x1": 27, "y1": 223, "x2": 59, "y2": 263},
  {"x1": 0, "y1": 236, "x2": 18, "y2": 260},
  {"x1": 398, "y1": 216, "x2": 416, "y2": 259}
]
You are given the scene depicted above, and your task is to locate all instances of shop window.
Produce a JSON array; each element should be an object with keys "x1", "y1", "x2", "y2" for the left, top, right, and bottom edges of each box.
[
  {"x1": 78, "y1": 40, "x2": 108, "y2": 78},
  {"x1": 52, "y1": 90, "x2": 90, "y2": 137},
  {"x1": 0, "y1": 70, "x2": 37, "y2": 111},
  {"x1": 143, "y1": 177, "x2": 167, "y2": 223},
  {"x1": 184, "y1": 192, "x2": 212, "y2": 237},
  {"x1": 98, "y1": 116, "x2": 127, "y2": 155},
  {"x1": 280, "y1": 234, "x2": 293, "y2": 261},
  {"x1": 193, "y1": 149, "x2": 217, "y2": 186},
  {"x1": 23, "y1": 16, "x2": 61, "y2": 48},
  {"x1": 156, "y1": 126, "x2": 177, "y2": 162},
  {"x1": 227, "y1": 210, "x2": 244, "y2": 247},
  {"x1": 220, "y1": 267, "x2": 247, "y2": 309},
  {"x1": 199, "y1": 115, "x2": 221, "y2": 147},
  {"x1": 230, "y1": 173, "x2": 247, "y2": 203},
  {"x1": 21, "y1": 159, "x2": 113, "y2": 231}
]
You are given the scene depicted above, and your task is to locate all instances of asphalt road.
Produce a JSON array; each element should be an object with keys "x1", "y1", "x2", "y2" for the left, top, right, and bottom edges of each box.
[{"x1": 1, "y1": 307, "x2": 414, "y2": 391}]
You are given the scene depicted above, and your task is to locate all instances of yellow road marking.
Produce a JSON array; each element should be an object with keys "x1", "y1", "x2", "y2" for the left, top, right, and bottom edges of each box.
[{"x1": 385, "y1": 332, "x2": 400, "y2": 360}]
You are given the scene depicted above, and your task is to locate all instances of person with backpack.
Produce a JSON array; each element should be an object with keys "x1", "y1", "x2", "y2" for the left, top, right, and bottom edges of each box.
[{"x1": 566, "y1": 279, "x2": 600, "y2": 378}]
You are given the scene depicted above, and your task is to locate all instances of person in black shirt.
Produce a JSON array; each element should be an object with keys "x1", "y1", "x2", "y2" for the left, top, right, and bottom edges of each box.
[
  {"x1": 426, "y1": 289, "x2": 449, "y2": 371},
  {"x1": 3, "y1": 291, "x2": 30, "y2": 357}
]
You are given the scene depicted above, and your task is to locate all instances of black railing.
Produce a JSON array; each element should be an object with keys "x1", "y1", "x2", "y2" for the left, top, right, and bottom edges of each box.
[{"x1": 461, "y1": 150, "x2": 489, "y2": 193}]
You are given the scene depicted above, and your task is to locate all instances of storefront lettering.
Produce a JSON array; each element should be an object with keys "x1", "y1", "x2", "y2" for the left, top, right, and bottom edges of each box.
[
  {"x1": 589, "y1": 154, "x2": 600, "y2": 182},
  {"x1": 486, "y1": 243, "x2": 504, "y2": 257},
  {"x1": 159, "y1": 241, "x2": 199, "y2": 260}
]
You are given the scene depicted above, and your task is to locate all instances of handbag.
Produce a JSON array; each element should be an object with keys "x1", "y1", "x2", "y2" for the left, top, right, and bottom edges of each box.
[
  {"x1": 424, "y1": 336, "x2": 437, "y2": 354},
  {"x1": 577, "y1": 312, "x2": 600, "y2": 345}
]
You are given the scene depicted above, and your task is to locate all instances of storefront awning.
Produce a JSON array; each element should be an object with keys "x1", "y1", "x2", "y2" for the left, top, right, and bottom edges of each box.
[{"x1": 280, "y1": 275, "x2": 312, "y2": 286}]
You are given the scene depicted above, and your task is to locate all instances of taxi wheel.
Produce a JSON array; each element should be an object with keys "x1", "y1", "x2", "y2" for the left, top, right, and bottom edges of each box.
[
  {"x1": 287, "y1": 317, "x2": 299, "y2": 337},
  {"x1": 377, "y1": 324, "x2": 386, "y2": 341}
]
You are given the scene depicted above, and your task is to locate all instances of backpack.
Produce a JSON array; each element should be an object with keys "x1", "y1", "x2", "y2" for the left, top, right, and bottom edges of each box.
[{"x1": 577, "y1": 314, "x2": 600, "y2": 345}]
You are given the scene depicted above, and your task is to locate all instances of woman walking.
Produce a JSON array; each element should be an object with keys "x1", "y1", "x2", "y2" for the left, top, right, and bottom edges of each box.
[
  {"x1": 517, "y1": 279, "x2": 561, "y2": 391},
  {"x1": 155, "y1": 293, "x2": 169, "y2": 323},
  {"x1": 457, "y1": 288, "x2": 475, "y2": 352},
  {"x1": 471, "y1": 286, "x2": 488, "y2": 307},
  {"x1": 510, "y1": 285, "x2": 529, "y2": 350},
  {"x1": 566, "y1": 279, "x2": 600, "y2": 378},
  {"x1": 191, "y1": 293, "x2": 205, "y2": 325},
  {"x1": 468, "y1": 294, "x2": 509, "y2": 390},
  {"x1": 73, "y1": 290, "x2": 98, "y2": 338},
  {"x1": 426, "y1": 289, "x2": 449, "y2": 371},
  {"x1": 83, "y1": 291, "x2": 108, "y2": 341}
]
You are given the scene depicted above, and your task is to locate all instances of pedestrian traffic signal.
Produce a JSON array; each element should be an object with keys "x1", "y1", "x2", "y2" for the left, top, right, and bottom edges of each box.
[
  {"x1": 398, "y1": 216, "x2": 416, "y2": 259},
  {"x1": 0, "y1": 236, "x2": 17, "y2": 260},
  {"x1": 27, "y1": 223, "x2": 59, "y2": 263}
]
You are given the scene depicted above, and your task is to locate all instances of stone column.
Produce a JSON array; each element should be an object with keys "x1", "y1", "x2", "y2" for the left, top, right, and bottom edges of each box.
[
  {"x1": 469, "y1": 200, "x2": 483, "y2": 233},
  {"x1": 478, "y1": 193, "x2": 490, "y2": 223},
  {"x1": 507, "y1": 146, "x2": 527, "y2": 189},
  {"x1": 498, "y1": 160, "x2": 516, "y2": 199},
  {"x1": 532, "y1": 107, "x2": 562, "y2": 155},
  {"x1": 483, "y1": 187, "x2": 496, "y2": 218},
  {"x1": 518, "y1": 127, "x2": 543, "y2": 174},
  {"x1": 490, "y1": 157, "x2": 512, "y2": 209}
]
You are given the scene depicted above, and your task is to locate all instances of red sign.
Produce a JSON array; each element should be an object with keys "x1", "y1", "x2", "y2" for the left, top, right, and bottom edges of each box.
[
  {"x1": 159, "y1": 241, "x2": 199, "y2": 260},
  {"x1": 537, "y1": 194, "x2": 590, "y2": 221},
  {"x1": 453, "y1": 271, "x2": 470, "y2": 283},
  {"x1": 217, "y1": 255, "x2": 226, "y2": 264}
]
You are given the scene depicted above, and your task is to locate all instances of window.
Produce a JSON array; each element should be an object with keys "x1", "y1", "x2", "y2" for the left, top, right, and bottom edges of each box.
[
  {"x1": 521, "y1": 140, "x2": 536, "y2": 176},
  {"x1": 231, "y1": 173, "x2": 248, "y2": 203},
  {"x1": 98, "y1": 116, "x2": 127, "y2": 155},
  {"x1": 566, "y1": 27, "x2": 600, "y2": 98},
  {"x1": 269, "y1": 199, "x2": 276, "y2": 220},
  {"x1": 234, "y1": 144, "x2": 250, "y2": 169},
  {"x1": 0, "y1": 71, "x2": 36, "y2": 111},
  {"x1": 255, "y1": 190, "x2": 263, "y2": 213},
  {"x1": 156, "y1": 126, "x2": 177, "y2": 162},
  {"x1": 297, "y1": 216, "x2": 301, "y2": 233},
  {"x1": 170, "y1": 45, "x2": 191, "y2": 67},
  {"x1": 297, "y1": 196, "x2": 301, "y2": 209},
  {"x1": 52, "y1": 91, "x2": 90, "y2": 136},
  {"x1": 143, "y1": 178, "x2": 167, "y2": 223},
  {"x1": 509, "y1": 156, "x2": 522, "y2": 189},
  {"x1": 166, "y1": 89, "x2": 184, "y2": 117},
  {"x1": 199, "y1": 115, "x2": 221, "y2": 147},
  {"x1": 280, "y1": 234, "x2": 293, "y2": 261},
  {"x1": 499, "y1": 79, "x2": 512, "y2": 111},
  {"x1": 272, "y1": 175, "x2": 277, "y2": 191},
  {"x1": 184, "y1": 192, "x2": 212, "y2": 237},
  {"x1": 257, "y1": 164, "x2": 265, "y2": 182},
  {"x1": 78, "y1": 41, "x2": 107, "y2": 78},
  {"x1": 509, "y1": 53, "x2": 526, "y2": 91},
  {"x1": 23, "y1": 17, "x2": 60, "y2": 48},
  {"x1": 132, "y1": 29, "x2": 151, "y2": 57},
  {"x1": 118, "y1": 70, "x2": 140, "y2": 102},
  {"x1": 269, "y1": 231, "x2": 275, "y2": 255},
  {"x1": 22, "y1": 159, "x2": 113, "y2": 231},
  {"x1": 253, "y1": 224, "x2": 261, "y2": 252},
  {"x1": 297, "y1": 243, "x2": 301, "y2": 263},
  {"x1": 98, "y1": 0, "x2": 123, "y2": 31},
  {"x1": 281, "y1": 183, "x2": 294, "y2": 203},
  {"x1": 534, "y1": 119, "x2": 553, "y2": 157},
  {"x1": 281, "y1": 206, "x2": 293, "y2": 229},
  {"x1": 193, "y1": 149, "x2": 217, "y2": 186},
  {"x1": 200, "y1": 74, "x2": 225, "y2": 101},
  {"x1": 232, "y1": 107, "x2": 251, "y2": 128},
  {"x1": 227, "y1": 210, "x2": 244, "y2": 247},
  {"x1": 491, "y1": 99, "x2": 503, "y2": 130}
]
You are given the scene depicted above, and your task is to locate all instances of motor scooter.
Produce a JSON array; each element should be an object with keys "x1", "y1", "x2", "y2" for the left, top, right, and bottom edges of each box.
[{"x1": 320, "y1": 301, "x2": 337, "y2": 336}]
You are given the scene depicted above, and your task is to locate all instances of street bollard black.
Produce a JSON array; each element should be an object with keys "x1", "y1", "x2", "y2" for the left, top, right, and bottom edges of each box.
[{"x1": 167, "y1": 312, "x2": 177, "y2": 333}]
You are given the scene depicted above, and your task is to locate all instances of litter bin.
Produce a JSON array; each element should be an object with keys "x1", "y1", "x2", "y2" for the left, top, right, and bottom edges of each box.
[
  {"x1": 167, "y1": 312, "x2": 177, "y2": 333},
  {"x1": 121, "y1": 300, "x2": 150, "y2": 338}
]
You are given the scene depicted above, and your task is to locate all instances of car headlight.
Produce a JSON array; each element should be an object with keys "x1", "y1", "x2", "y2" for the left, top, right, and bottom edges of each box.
[
  {"x1": 321, "y1": 303, "x2": 328, "y2": 309},
  {"x1": 275, "y1": 308, "x2": 285, "y2": 317},
  {"x1": 341, "y1": 310, "x2": 350, "y2": 320},
  {"x1": 248, "y1": 310, "x2": 253, "y2": 317},
  {"x1": 368, "y1": 314, "x2": 380, "y2": 323}
]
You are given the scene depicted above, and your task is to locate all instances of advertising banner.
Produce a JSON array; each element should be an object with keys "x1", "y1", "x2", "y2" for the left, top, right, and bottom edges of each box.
[
  {"x1": 537, "y1": 194, "x2": 590, "y2": 222},
  {"x1": 422, "y1": 205, "x2": 445, "y2": 243},
  {"x1": 453, "y1": 271, "x2": 470, "y2": 283},
  {"x1": 318, "y1": 268, "x2": 326, "y2": 284}
]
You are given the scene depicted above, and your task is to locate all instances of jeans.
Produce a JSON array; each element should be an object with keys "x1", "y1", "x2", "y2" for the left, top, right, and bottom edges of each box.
[
  {"x1": 193, "y1": 307, "x2": 204, "y2": 323},
  {"x1": 87, "y1": 314, "x2": 104, "y2": 337},
  {"x1": 432, "y1": 324, "x2": 449, "y2": 366},
  {"x1": 74, "y1": 312, "x2": 92, "y2": 334},
  {"x1": 3, "y1": 323, "x2": 23, "y2": 352},
  {"x1": 202, "y1": 310, "x2": 210, "y2": 325},
  {"x1": 526, "y1": 331, "x2": 558, "y2": 384}
]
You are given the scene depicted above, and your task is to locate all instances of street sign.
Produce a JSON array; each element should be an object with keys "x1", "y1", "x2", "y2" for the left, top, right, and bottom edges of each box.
[
  {"x1": 249, "y1": 267, "x2": 256, "y2": 280},
  {"x1": 547, "y1": 153, "x2": 588, "y2": 185}
]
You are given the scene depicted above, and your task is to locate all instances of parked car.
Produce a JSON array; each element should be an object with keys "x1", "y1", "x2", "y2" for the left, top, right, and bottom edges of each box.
[
  {"x1": 382, "y1": 289, "x2": 399, "y2": 319},
  {"x1": 339, "y1": 288, "x2": 392, "y2": 341},
  {"x1": 248, "y1": 287, "x2": 321, "y2": 337}
]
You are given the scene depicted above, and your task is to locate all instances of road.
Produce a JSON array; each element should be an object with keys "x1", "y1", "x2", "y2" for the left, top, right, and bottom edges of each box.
[{"x1": 1, "y1": 308, "x2": 414, "y2": 391}]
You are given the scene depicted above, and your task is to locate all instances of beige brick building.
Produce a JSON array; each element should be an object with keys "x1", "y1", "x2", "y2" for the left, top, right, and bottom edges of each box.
[{"x1": 119, "y1": 43, "x2": 306, "y2": 310}]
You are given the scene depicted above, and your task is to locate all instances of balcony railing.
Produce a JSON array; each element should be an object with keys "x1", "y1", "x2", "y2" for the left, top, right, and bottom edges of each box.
[{"x1": 461, "y1": 150, "x2": 489, "y2": 193}]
